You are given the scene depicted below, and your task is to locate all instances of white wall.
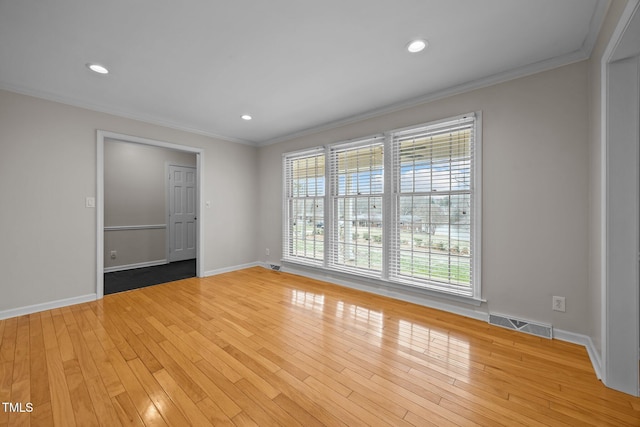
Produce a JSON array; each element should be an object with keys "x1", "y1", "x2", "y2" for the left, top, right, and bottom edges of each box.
[
  {"x1": 104, "y1": 140, "x2": 196, "y2": 269},
  {"x1": 0, "y1": 89, "x2": 259, "y2": 314},
  {"x1": 258, "y1": 61, "x2": 591, "y2": 334}
]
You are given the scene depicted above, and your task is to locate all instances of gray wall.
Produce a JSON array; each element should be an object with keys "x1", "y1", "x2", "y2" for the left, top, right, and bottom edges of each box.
[
  {"x1": 258, "y1": 60, "x2": 591, "y2": 334},
  {"x1": 0, "y1": 89, "x2": 259, "y2": 314},
  {"x1": 104, "y1": 140, "x2": 196, "y2": 269}
]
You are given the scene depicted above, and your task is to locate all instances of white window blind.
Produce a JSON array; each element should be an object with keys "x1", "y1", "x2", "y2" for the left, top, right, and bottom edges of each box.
[
  {"x1": 283, "y1": 149, "x2": 325, "y2": 265},
  {"x1": 281, "y1": 113, "x2": 481, "y2": 301},
  {"x1": 329, "y1": 137, "x2": 384, "y2": 275},
  {"x1": 390, "y1": 115, "x2": 477, "y2": 296}
]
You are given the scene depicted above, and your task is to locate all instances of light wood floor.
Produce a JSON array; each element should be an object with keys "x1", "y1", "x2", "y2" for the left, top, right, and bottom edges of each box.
[{"x1": 1, "y1": 267, "x2": 639, "y2": 426}]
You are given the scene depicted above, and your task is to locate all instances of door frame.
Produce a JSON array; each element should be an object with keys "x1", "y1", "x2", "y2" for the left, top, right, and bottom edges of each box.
[
  {"x1": 97, "y1": 130, "x2": 204, "y2": 299},
  {"x1": 166, "y1": 163, "x2": 198, "y2": 263},
  {"x1": 601, "y1": 0, "x2": 640, "y2": 396}
]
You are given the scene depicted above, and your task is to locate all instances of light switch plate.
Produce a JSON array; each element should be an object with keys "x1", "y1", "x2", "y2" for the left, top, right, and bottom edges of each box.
[{"x1": 85, "y1": 197, "x2": 95, "y2": 208}]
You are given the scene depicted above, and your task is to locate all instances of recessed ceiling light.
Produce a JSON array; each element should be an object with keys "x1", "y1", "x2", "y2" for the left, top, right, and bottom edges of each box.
[
  {"x1": 86, "y1": 63, "x2": 109, "y2": 74},
  {"x1": 241, "y1": 114, "x2": 252, "y2": 121},
  {"x1": 406, "y1": 39, "x2": 427, "y2": 53}
]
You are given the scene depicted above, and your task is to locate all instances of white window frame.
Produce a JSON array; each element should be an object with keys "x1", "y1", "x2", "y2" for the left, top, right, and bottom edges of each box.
[
  {"x1": 282, "y1": 147, "x2": 326, "y2": 266},
  {"x1": 388, "y1": 113, "x2": 481, "y2": 299},
  {"x1": 282, "y1": 112, "x2": 482, "y2": 302},
  {"x1": 327, "y1": 136, "x2": 385, "y2": 277}
]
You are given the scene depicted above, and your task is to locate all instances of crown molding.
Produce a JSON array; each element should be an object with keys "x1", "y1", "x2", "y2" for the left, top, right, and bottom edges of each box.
[
  {"x1": 0, "y1": 82, "x2": 257, "y2": 146},
  {"x1": 258, "y1": 49, "x2": 590, "y2": 147}
]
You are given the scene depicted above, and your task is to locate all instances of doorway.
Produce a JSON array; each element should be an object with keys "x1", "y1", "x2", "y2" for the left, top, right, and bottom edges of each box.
[{"x1": 97, "y1": 131, "x2": 204, "y2": 298}]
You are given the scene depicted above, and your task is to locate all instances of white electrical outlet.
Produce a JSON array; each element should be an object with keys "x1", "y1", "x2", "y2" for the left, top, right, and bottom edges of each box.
[
  {"x1": 110, "y1": 250, "x2": 117, "y2": 259},
  {"x1": 552, "y1": 296, "x2": 566, "y2": 312},
  {"x1": 265, "y1": 248, "x2": 270, "y2": 256}
]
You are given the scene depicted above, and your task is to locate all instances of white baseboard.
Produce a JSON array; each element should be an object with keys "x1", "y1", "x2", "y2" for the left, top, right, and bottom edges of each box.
[
  {"x1": 279, "y1": 263, "x2": 488, "y2": 322},
  {"x1": 554, "y1": 329, "x2": 603, "y2": 380},
  {"x1": 0, "y1": 294, "x2": 97, "y2": 321},
  {"x1": 204, "y1": 261, "x2": 261, "y2": 277},
  {"x1": 104, "y1": 259, "x2": 167, "y2": 273}
]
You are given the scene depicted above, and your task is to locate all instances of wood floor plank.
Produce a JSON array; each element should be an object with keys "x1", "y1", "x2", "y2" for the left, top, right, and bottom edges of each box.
[
  {"x1": 222, "y1": 344, "x2": 281, "y2": 399},
  {"x1": 105, "y1": 348, "x2": 167, "y2": 427},
  {"x1": 340, "y1": 367, "x2": 416, "y2": 419},
  {"x1": 6, "y1": 380, "x2": 29, "y2": 427},
  {"x1": 29, "y1": 314, "x2": 51, "y2": 409},
  {"x1": 100, "y1": 314, "x2": 137, "y2": 362},
  {"x1": 30, "y1": 401, "x2": 54, "y2": 427},
  {"x1": 145, "y1": 318, "x2": 201, "y2": 364},
  {"x1": 151, "y1": 369, "x2": 212, "y2": 427},
  {"x1": 234, "y1": 379, "x2": 304, "y2": 427},
  {"x1": 196, "y1": 398, "x2": 235, "y2": 427},
  {"x1": 83, "y1": 375, "x2": 123, "y2": 427},
  {"x1": 11, "y1": 317, "x2": 29, "y2": 385},
  {"x1": 0, "y1": 362, "x2": 14, "y2": 426},
  {"x1": 155, "y1": 339, "x2": 242, "y2": 418},
  {"x1": 256, "y1": 346, "x2": 310, "y2": 381},
  {"x1": 112, "y1": 392, "x2": 144, "y2": 427},
  {"x1": 50, "y1": 311, "x2": 76, "y2": 363},
  {"x1": 229, "y1": 411, "x2": 259, "y2": 427},
  {"x1": 81, "y1": 330, "x2": 125, "y2": 398},
  {"x1": 272, "y1": 393, "x2": 325, "y2": 427},
  {"x1": 0, "y1": 320, "x2": 6, "y2": 353},
  {"x1": 44, "y1": 346, "x2": 76, "y2": 427},
  {"x1": 126, "y1": 358, "x2": 191, "y2": 427},
  {"x1": 133, "y1": 333, "x2": 207, "y2": 403},
  {"x1": 66, "y1": 323, "x2": 100, "y2": 382},
  {"x1": 192, "y1": 359, "x2": 284, "y2": 426},
  {"x1": 216, "y1": 330, "x2": 280, "y2": 373},
  {"x1": 39, "y1": 312, "x2": 58, "y2": 352},
  {"x1": 271, "y1": 369, "x2": 362, "y2": 427},
  {"x1": 1, "y1": 267, "x2": 639, "y2": 426},
  {"x1": 181, "y1": 330, "x2": 243, "y2": 383},
  {"x1": 108, "y1": 312, "x2": 163, "y2": 374},
  {"x1": 253, "y1": 365, "x2": 350, "y2": 427},
  {"x1": 62, "y1": 359, "x2": 100, "y2": 427}
]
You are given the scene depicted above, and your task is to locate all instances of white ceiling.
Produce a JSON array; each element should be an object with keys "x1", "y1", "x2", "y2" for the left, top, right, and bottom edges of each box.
[{"x1": 0, "y1": 0, "x2": 606, "y2": 146}]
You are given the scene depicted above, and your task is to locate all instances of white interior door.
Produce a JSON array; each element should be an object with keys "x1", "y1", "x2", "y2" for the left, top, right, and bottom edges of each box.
[{"x1": 168, "y1": 165, "x2": 197, "y2": 262}]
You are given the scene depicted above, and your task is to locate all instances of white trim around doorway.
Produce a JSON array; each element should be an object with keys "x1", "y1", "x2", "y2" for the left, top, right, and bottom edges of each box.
[
  {"x1": 600, "y1": 0, "x2": 640, "y2": 397},
  {"x1": 97, "y1": 130, "x2": 205, "y2": 299}
]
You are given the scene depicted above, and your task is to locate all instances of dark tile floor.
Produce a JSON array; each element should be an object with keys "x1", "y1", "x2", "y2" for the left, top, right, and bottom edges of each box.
[{"x1": 104, "y1": 259, "x2": 196, "y2": 295}]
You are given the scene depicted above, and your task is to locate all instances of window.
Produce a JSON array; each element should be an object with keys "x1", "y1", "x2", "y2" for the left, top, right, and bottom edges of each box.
[
  {"x1": 283, "y1": 149, "x2": 325, "y2": 265},
  {"x1": 329, "y1": 137, "x2": 384, "y2": 275},
  {"x1": 282, "y1": 113, "x2": 481, "y2": 300},
  {"x1": 389, "y1": 116, "x2": 477, "y2": 297}
]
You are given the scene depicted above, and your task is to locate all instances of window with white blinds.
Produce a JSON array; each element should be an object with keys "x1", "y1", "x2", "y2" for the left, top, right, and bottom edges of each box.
[
  {"x1": 282, "y1": 113, "x2": 481, "y2": 300},
  {"x1": 329, "y1": 137, "x2": 384, "y2": 275},
  {"x1": 283, "y1": 149, "x2": 325, "y2": 265},
  {"x1": 389, "y1": 115, "x2": 477, "y2": 297}
]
